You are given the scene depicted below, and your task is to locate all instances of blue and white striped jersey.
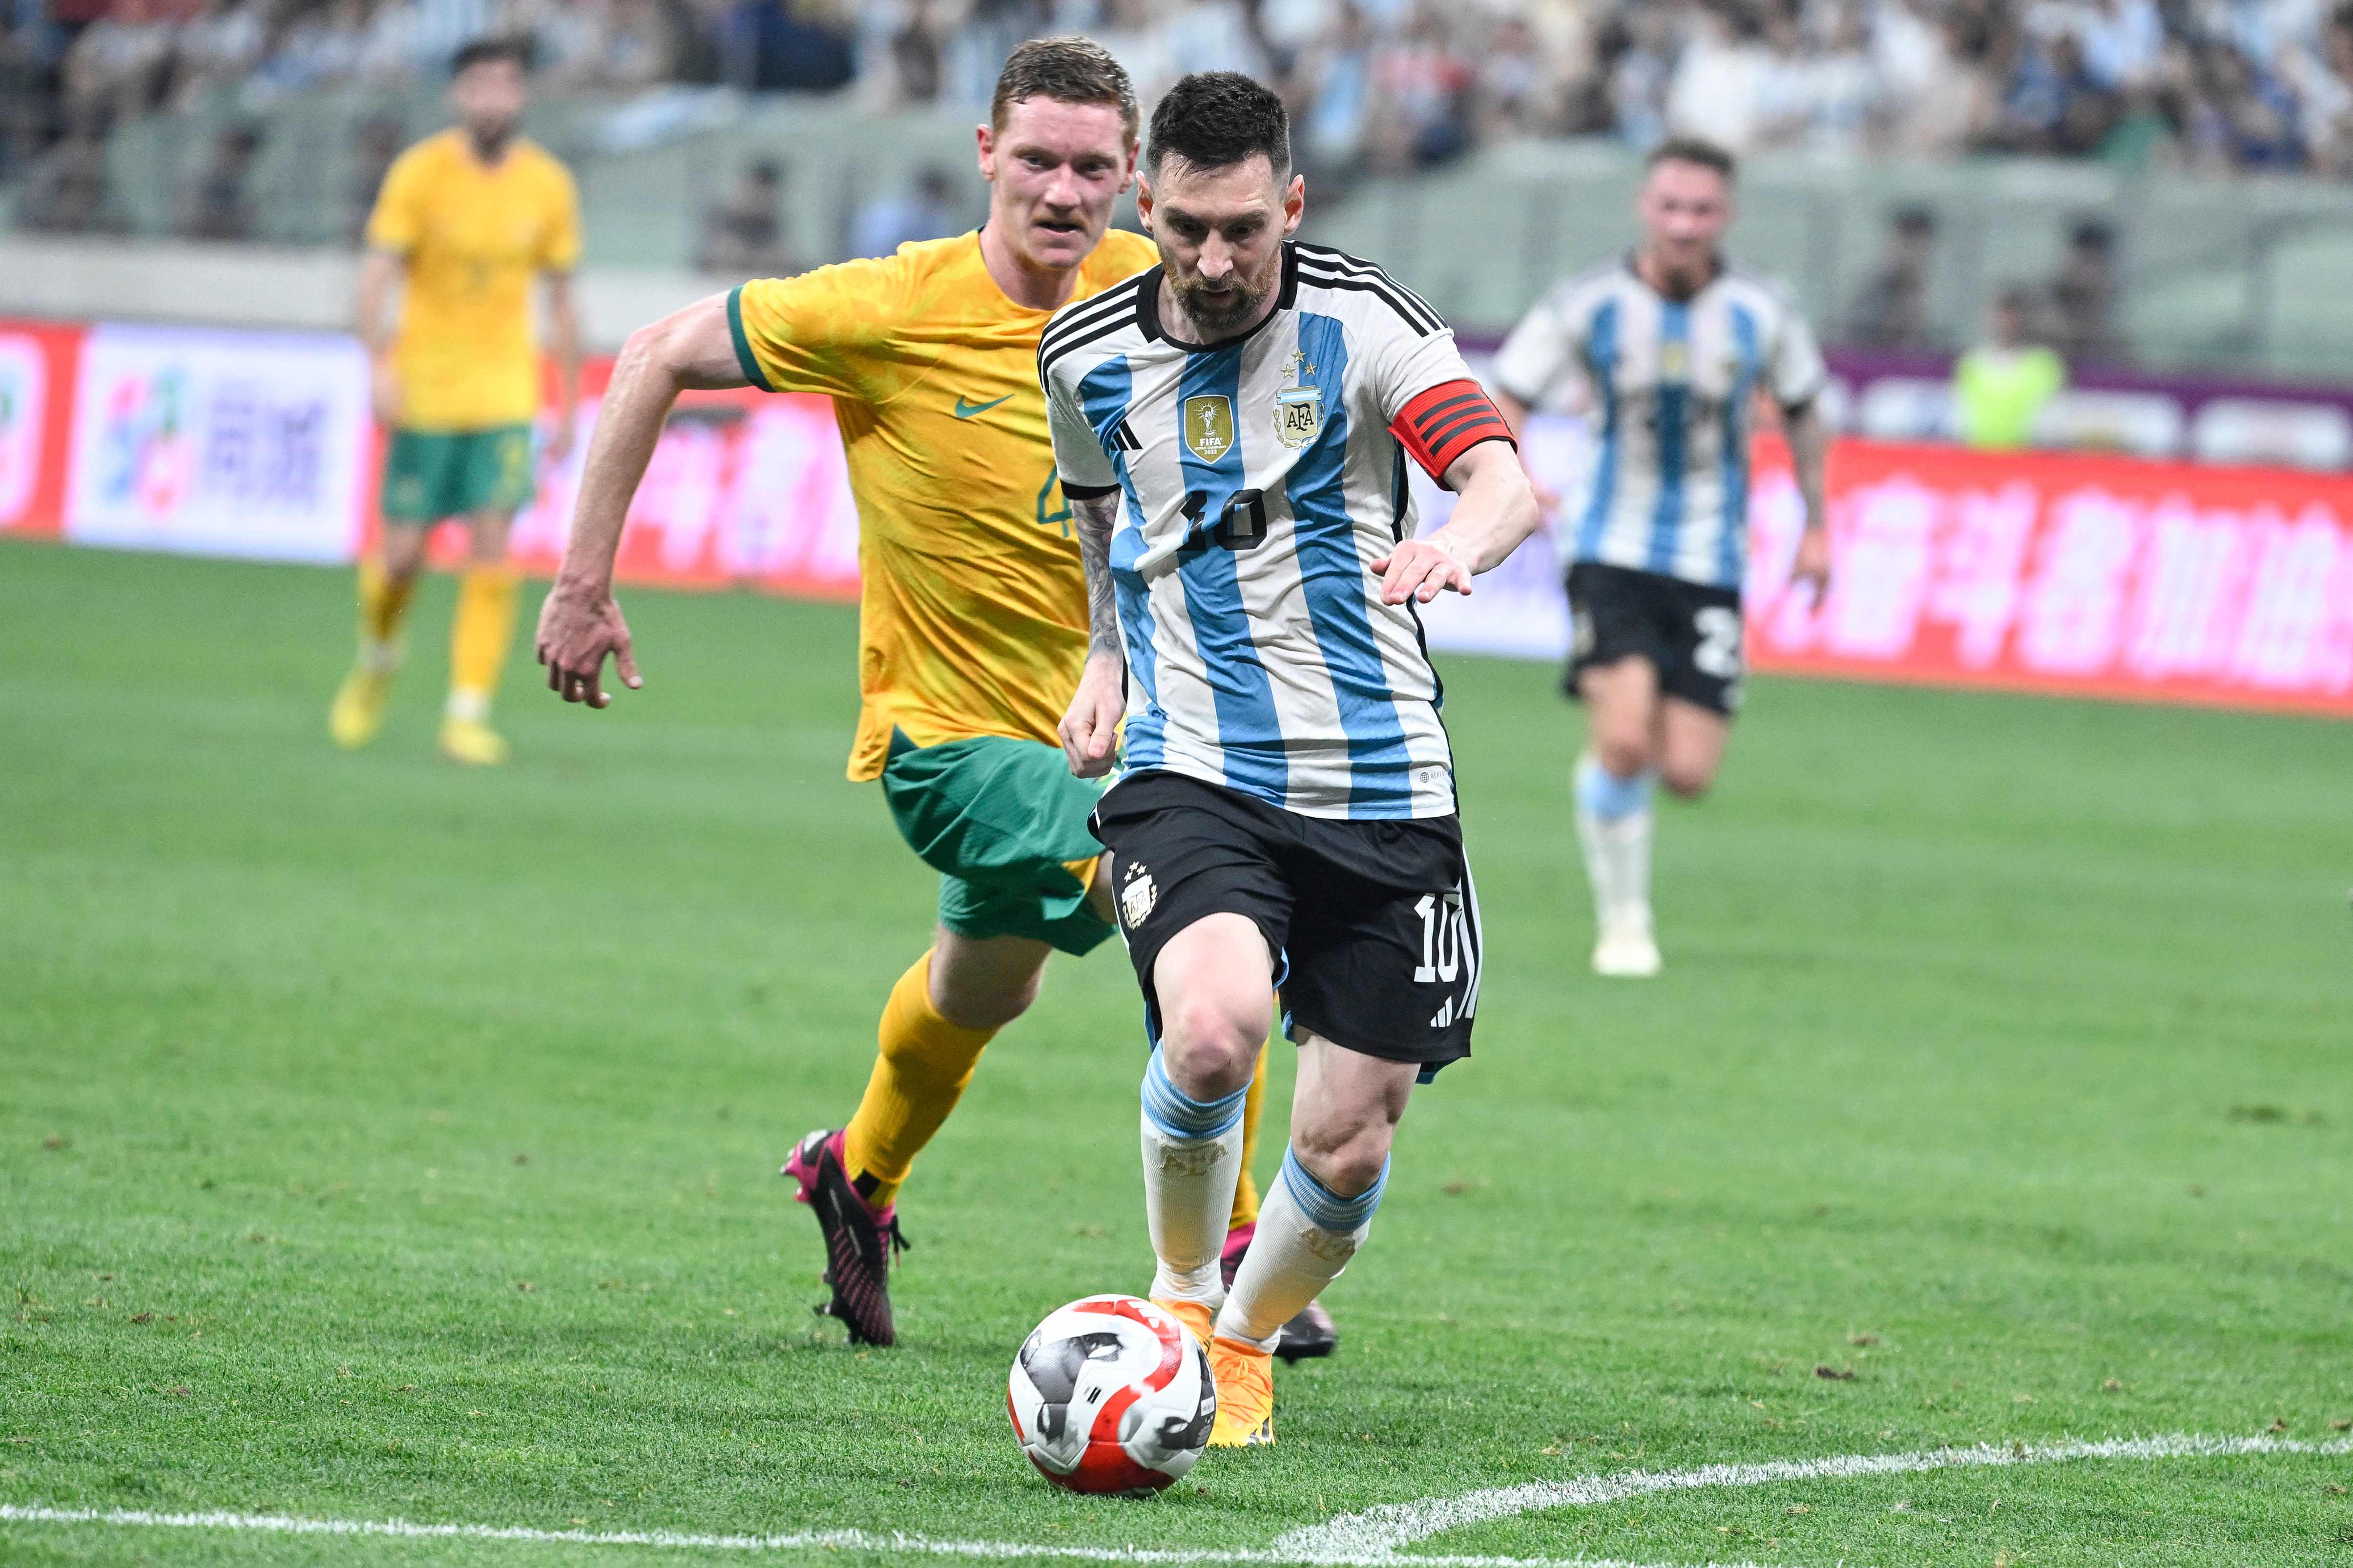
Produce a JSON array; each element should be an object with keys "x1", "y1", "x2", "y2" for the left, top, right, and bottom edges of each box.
[
  {"x1": 1041, "y1": 242, "x2": 1498, "y2": 822},
  {"x1": 1492, "y1": 258, "x2": 1826, "y2": 591}
]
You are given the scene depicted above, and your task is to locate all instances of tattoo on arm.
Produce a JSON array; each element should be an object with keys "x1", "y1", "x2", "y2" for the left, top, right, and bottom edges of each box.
[{"x1": 1072, "y1": 492, "x2": 1124, "y2": 661}]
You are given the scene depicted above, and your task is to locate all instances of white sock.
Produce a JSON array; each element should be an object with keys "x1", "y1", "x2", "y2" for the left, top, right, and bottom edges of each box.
[
  {"x1": 1216, "y1": 1148, "x2": 1386, "y2": 1350},
  {"x1": 1573, "y1": 754, "x2": 1654, "y2": 933},
  {"x1": 1140, "y1": 1048, "x2": 1248, "y2": 1306}
]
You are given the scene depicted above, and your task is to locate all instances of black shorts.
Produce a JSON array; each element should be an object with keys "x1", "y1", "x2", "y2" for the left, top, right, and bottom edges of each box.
[
  {"x1": 1565, "y1": 560, "x2": 1746, "y2": 716},
  {"x1": 1089, "y1": 770, "x2": 1480, "y2": 1078}
]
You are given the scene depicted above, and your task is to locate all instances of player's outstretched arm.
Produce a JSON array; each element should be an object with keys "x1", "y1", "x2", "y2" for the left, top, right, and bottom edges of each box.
[
  {"x1": 1783, "y1": 397, "x2": 1834, "y2": 602},
  {"x1": 1058, "y1": 491, "x2": 1127, "y2": 779},
  {"x1": 1371, "y1": 441, "x2": 1540, "y2": 606},
  {"x1": 538, "y1": 293, "x2": 748, "y2": 707}
]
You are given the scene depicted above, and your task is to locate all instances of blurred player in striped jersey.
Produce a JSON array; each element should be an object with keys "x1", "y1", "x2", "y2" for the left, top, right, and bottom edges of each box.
[
  {"x1": 1491, "y1": 138, "x2": 1833, "y2": 977},
  {"x1": 532, "y1": 40, "x2": 1326, "y2": 1358},
  {"x1": 331, "y1": 36, "x2": 582, "y2": 766}
]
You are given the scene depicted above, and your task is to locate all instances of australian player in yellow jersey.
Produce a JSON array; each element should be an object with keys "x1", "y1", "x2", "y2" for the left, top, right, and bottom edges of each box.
[
  {"x1": 330, "y1": 36, "x2": 583, "y2": 766},
  {"x1": 534, "y1": 39, "x2": 1334, "y2": 1359}
]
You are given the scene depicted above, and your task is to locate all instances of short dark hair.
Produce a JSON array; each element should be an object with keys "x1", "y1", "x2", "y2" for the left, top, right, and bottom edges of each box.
[
  {"x1": 1145, "y1": 71, "x2": 1291, "y2": 184},
  {"x1": 451, "y1": 35, "x2": 534, "y2": 76},
  {"x1": 1645, "y1": 135, "x2": 1736, "y2": 182},
  {"x1": 991, "y1": 37, "x2": 1140, "y2": 146}
]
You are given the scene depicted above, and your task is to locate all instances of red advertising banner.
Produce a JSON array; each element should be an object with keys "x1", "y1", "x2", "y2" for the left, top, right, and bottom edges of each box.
[
  {"x1": 0, "y1": 319, "x2": 83, "y2": 538},
  {"x1": 4, "y1": 315, "x2": 2349, "y2": 717},
  {"x1": 1741, "y1": 439, "x2": 2353, "y2": 715}
]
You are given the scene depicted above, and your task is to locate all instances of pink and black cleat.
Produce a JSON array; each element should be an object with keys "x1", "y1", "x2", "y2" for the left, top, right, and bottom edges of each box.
[
  {"x1": 1222, "y1": 1221, "x2": 1339, "y2": 1362},
  {"x1": 783, "y1": 1128, "x2": 910, "y2": 1347}
]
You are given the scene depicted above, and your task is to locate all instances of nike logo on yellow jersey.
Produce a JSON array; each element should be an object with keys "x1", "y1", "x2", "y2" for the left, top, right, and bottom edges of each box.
[{"x1": 953, "y1": 393, "x2": 1014, "y2": 419}]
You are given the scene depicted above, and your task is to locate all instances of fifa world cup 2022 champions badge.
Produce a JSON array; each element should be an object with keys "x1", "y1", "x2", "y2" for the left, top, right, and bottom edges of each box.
[
  {"x1": 1182, "y1": 396, "x2": 1234, "y2": 463},
  {"x1": 1119, "y1": 861, "x2": 1158, "y2": 930},
  {"x1": 1274, "y1": 350, "x2": 1321, "y2": 450}
]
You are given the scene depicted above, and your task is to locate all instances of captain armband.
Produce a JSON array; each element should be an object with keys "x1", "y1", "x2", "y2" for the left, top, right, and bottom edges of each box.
[{"x1": 1390, "y1": 380, "x2": 1515, "y2": 482}]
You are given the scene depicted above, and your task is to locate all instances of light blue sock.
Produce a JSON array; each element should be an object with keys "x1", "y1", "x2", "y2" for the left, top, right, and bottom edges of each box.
[{"x1": 1576, "y1": 755, "x2": 1653, "y2": 823}]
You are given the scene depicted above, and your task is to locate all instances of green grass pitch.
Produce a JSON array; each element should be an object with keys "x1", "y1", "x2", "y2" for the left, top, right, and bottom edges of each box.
[{"x1": 3, "y1": 540, "x2": 2350, "y2": 1568}]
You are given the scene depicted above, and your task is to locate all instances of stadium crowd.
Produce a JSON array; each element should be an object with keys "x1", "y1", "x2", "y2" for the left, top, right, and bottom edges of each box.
[{"x1": 11, "y1": 0, "x2": 2353, "y2": 203}]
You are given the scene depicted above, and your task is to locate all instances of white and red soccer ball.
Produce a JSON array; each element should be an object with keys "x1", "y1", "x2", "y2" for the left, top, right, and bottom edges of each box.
[{"x1": 1007, "y1": 1295, "x2": 1215, "y2": 1493}]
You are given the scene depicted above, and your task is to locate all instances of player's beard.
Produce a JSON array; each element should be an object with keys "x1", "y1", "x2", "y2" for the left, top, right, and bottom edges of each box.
[
  {"x1": 1169, "y1": 259, "x2": 1276, "y2": 341},
  {"x1": 467, "y1": 118, "x2": 518, "y2": 160}
]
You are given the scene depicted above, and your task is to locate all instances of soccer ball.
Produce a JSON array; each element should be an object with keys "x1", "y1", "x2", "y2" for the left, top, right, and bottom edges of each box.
[{"x1": 1007, "y1": 1294, "x2": 1215, "y2": 1493}]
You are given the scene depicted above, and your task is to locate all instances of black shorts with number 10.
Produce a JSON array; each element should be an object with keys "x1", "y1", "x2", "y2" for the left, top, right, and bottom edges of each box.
[
  {"x1": 1565, "y1": 560, "x2": 1746, "y2": 716},
  {"x1": 1090, "y1": 771, "x2": 1481, "y2": 1080}
]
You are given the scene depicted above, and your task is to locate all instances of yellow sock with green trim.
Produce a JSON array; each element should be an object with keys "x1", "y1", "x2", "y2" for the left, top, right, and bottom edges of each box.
[
  {"x1": 1229, "y1": 1045, "x2": 1269, "y2": 1232},
  {"x1": 842, "y1": 951, "x2": 996, "y2": 1211},
  {"x1": 448, "y1": 563, "x2": 520, "y2": 717}
]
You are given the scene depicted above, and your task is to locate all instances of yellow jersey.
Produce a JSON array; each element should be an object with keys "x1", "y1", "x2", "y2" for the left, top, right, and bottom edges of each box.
[
  {"x1": 729, "y1": 229, "x2": 1160, "y2": 782},
  {"x1": 365, "y1": 130, "x2": 581, "y2": 432}
]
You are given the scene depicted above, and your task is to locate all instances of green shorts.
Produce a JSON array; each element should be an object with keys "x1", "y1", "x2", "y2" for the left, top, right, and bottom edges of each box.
[
  {"x1": 880, "y1": 730, "x2": 1116, "y2": 956},
  {"x1": 381, "y1": 425, "x2": 537, "y2": 523}
]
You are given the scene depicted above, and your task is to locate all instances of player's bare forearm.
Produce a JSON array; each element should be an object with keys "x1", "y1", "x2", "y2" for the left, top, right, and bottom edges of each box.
[
  {"x1": 1059, "y1": 490, "x2": 1126, "y2": 777},
  {"x1": 356, "y1": 248, "x2": 400, "y2": 355},
  {"x1": 1784, "y1": 398, "x2": 1834, "y2": 596},
  {"x1": 1490, "y1": 390, "x2": 1560, "y2": 518},
  {"x1": 540, "y1": 293, "x2": 747, "y2": 707},
  {"x1": 1785, "y1": 398, "x2": 1830, "y2": 533},
  {"x1": 546, "y1": 272, "x2": 583, "y2": 453},
  {"x1": 1071, "y1": 489, "x2": 1123, "y2": 663},
  {"x1": 554, "y1": 293, "x2": 744, "y2": 594},
  {"x1": 1373, "y1": 441, "x2": 1540, "y2": 605},
  {"x1": 358, "y1": 249, "x2": 404, "y2": 427}
]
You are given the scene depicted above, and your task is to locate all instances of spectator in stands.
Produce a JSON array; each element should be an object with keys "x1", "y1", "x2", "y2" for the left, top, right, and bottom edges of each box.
[
  {"x1": 1666, "y1": 1, "x2": 1771, "y2": 152},
  {"x1": 2046, "y1": 216, "x2": 2127, "y2": 363},
  {"x1": 1474, "y1": 14, "x2": 1558, "y2": 144},
  {"x1": 720, "y1": 0, "x2": 854, "y2": 91},
  {"x1": 1088, "y1": 0, "x2": 1179, "y2": 105},
  {"x1": 1845, "y1": 204, "x2": 1940, "y2": 352},
  {"x1": 858, "y1": 0, "x2": 945, "y2": 107},
  {"x1": 2079, "y1": 0, "x2": 2164, "y2": 90},
  {"x1": 178, "y1": 119, "x2": 265, "y2": 240},
  {"x1": 346, "y1": 112, "x2": 406, "y2": 244},
  {"x1": 168, "y1": 0, "x2": 266, "y2": 108},
  {"x1": 63, "y1": 0, "x2": 178, "y2": 130},
  {"x1": 1953, "y1": 285, "x2": 2066, "y2": 449},
  {"x1": 697, "y1": 154, "x2": 798, "y2": 274},
  {"x1": 250, "y1": 0, "x2": 375, "y2": 97},
  {"x1": 1365, "y1": 1, "x2": 1474, "y2": 170},
  {"x1": 1990, "y1": 21, "x2": 2122, "y2": 153},
  {"x1": 1602, "y1": 0, "x2": 1677, "y2": 150},
  {"x1": 2289, "y1": 4, "x2": 2353, "y2": 171},
  {"x1": 16, "y1": 123, "x2": 130, "y2": 235},
  {"x1": 1166, "y1": 0, "x2": 1269, "y2": 82},
  {"x1": 535, "y1": 0, "x2": 679, "y2": 92},
  {"x1": 850, "y1": 162, "x2": 957, "y2": 257},
  {"x1": 0, "y1": 5, "x2": 59, "y2": 181},
  {"x1": 1290, "y1": 0, "x2": 1374, "y2": 178}
]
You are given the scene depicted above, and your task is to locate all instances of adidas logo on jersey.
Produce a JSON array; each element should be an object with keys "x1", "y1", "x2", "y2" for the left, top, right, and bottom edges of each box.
[{"x1": 1430, "y1": 998, "x2": 1454, "y2": 1029}]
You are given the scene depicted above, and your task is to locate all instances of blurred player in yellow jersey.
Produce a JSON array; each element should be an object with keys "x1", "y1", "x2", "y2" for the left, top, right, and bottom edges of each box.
[
  {"x1": 330, "y1": 36, "x2": 583, "y2": 766},
  {"x1": 534, "y1": 39, "x2": 1331, "y2": 1358}
]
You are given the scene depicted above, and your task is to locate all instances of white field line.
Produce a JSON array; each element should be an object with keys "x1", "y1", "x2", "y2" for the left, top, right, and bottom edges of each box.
[
  {"x1": 1275, "y1": 1431, "x2": 2353, "y2": 1558},
  {"x1": 0, "y1": 1507, "x2": 1763, "y2": 1568},
  {"x1": 4, "y1": 1430, "x2": 2345, "y2": 1566}
]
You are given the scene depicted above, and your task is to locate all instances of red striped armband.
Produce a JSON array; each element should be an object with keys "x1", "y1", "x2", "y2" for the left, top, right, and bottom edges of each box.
[{"x1": 1391, "y1": 379, "x2": 1515, "y2": 481}]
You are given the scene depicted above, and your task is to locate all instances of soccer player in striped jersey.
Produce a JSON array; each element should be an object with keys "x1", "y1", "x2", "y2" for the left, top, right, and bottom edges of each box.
[
  {"x1": 1044, "y1": 72, "x2": 1539, "y2": 1445},
  {"x1": 531, "y1": 41, "x2": 1327, "y2": 1355},
  {"x1": 1491, "y1": 137, "x2": 1833, "y2": 978}
]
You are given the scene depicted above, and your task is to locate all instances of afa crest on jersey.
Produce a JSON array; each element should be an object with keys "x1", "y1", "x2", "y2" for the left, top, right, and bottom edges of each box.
[{"x1": 1182, "y1": 396, "x2": 1234, "y2": 462}]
